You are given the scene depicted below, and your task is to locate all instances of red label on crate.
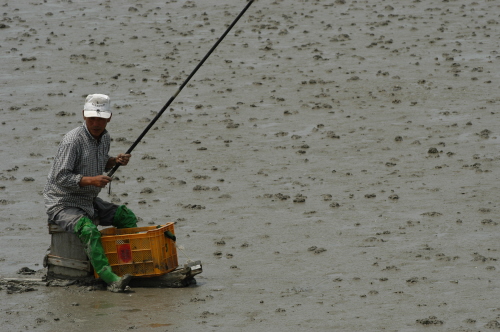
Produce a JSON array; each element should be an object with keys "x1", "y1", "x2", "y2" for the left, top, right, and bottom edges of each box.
[{"x1": 117, "y1": 244, "x2": 132, "y2": 264}]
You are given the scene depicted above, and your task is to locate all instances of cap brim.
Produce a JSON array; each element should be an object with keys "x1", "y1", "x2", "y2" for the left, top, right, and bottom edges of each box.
[{"x1": 84, "y1": 110, "x2": 111, "y2": 118}]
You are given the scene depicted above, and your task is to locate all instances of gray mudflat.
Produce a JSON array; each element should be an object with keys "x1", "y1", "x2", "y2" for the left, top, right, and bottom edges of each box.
[{"x1": 1, "y1": 0, "x2": 499, "y2": 331}]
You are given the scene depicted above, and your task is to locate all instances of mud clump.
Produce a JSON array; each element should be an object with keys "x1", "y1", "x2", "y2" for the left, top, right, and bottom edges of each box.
[
  {"x1": 17, "y1": 267, "x2": 36, "y2": 275},
  {"x1": 416, "y1": 316, "x2": 444, "y2": 325}
]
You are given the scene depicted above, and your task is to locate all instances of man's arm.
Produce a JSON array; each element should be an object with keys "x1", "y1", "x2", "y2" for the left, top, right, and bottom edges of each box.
[
  {"x1": 53, "y1": 140, "x2": 121, "y2": 189},
  {"x1": 52, "y1": 143, "x2": 84, "y2": 189},
  {"x1": 82, "y1": 154, "x2": 130, "y2": 187},
  {"x1": 80, "y1": 175, "x2": 112, "y2": 188},
  {"x1": 105, "y1": 153, "x2": 132, "y2": 169}
]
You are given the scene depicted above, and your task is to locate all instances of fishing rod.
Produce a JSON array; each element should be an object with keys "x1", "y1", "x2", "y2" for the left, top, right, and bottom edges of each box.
[{"x1": 107, "y1": 0, "x2": 255, "y2": 177}]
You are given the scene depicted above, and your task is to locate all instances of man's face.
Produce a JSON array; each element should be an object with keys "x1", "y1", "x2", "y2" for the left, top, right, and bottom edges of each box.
[{"x1": 83, "y1": 112, "x2": 111, "y2": 139}]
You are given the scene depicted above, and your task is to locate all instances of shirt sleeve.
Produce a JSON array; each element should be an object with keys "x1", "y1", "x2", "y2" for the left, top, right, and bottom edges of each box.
[{"x1": 52, "y1": 142, "x2": 83, "y2": 189}]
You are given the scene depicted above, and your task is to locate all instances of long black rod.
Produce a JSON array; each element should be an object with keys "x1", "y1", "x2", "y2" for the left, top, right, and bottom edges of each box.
[{"x1": 108, "y1": 0, "x2": 255, "y2": 177}]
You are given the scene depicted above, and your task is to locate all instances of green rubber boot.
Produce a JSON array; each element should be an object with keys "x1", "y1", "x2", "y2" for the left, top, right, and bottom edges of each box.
[
  {"x1": 113, "y1": 205, "x2": 138, "y2": 229},
  {"x1": 75, "y1": 217, "x2": 132, "y2": 292}
]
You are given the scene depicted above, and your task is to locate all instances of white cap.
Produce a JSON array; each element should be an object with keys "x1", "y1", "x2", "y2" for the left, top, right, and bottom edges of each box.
[{"x1": 83, "y1": 94, "x2": 112, "y2": 118}]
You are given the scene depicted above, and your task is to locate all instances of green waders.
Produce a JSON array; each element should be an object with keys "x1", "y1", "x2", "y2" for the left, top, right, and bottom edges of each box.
[
  {"x1": 74, "y1": 206, "x2": 138, "y2": 289},
  {"x1": 74, "y1": 217, "x2": 120, "y2": 284}
]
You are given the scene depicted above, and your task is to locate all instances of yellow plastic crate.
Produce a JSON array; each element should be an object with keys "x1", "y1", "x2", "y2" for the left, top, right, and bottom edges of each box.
[{"x1": 95, "y1": 223, "x2": 178, "y2": 278}]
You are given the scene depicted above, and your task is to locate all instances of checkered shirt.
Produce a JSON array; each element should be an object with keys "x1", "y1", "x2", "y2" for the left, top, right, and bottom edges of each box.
[{"x1": 43, "y1": 123, "x2": 111, "y2": 218}]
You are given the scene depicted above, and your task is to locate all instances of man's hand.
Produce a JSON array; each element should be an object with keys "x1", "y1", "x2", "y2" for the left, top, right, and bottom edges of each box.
[
  {"x1": 116, "y1": 153, "x2": 131, "y2": 166},
  {"x1": 106, "y1": 154, "x2": 132, "y2": 169},
  {"x1": 80, "y1": 175, "x2": 112, "y2": 188}
]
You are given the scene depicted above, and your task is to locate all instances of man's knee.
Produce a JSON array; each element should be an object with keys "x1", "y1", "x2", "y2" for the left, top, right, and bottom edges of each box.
[
  {"x1": 113, "y1": 205, "x2": 138, "y2": 229},
  {"x1": 50, "y1": 208, "x2": 89, "y2": 233},
  {"x1": 75, "y1": 217, "x2": 100, "y2": 240}
]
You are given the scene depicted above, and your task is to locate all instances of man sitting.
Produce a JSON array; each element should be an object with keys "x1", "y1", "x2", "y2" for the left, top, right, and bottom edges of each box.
[{"x1": 43, "y1": 94, "x2": 138, "y2": 292}]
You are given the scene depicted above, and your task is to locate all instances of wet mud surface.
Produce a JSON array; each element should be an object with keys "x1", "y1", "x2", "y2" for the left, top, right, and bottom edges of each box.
[{"x1": 1, "y1": 0, "x2": 500, "y2": 331}]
